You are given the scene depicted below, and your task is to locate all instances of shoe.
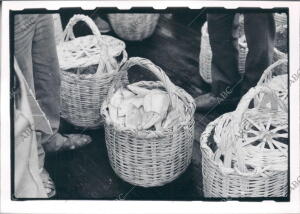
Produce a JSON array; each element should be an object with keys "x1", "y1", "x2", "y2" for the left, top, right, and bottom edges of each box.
[
  {"x1": 195, "y1": 93, "x2": 221, "y2": 111},
  {"x1": 195, "y1": 92, "x2": 239, "y2": 113},
  {"x1": 43, "y1": 133, "x2": 92, "y2": 152}
]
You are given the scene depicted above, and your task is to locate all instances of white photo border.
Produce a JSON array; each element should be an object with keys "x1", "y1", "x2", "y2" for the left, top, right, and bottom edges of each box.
[{"x1": 1, "y1": 1, "x2": 299, "y2": 213}]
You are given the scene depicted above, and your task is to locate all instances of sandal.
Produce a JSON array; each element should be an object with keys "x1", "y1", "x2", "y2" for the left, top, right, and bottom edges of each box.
[
  {"x1": 40, "y1": 168, "x2": 56, "y2": 198},
  {"x1": 43, "y1": 133, "x2": 92, "y2": 152}
]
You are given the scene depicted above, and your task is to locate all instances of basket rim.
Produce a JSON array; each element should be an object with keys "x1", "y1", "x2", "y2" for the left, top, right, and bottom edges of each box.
[
  {"x1": 102, "y1": 82, "x2": 195, "y2": 139},
  {"x1": 104, "y1": 113, "x2": 194, "y2": 139},
  {"x1": 200, "y1": 111, "x2": 288, "y2": 177},
  {"x1": 100, "y1": 57, "x2": 196, "y2": 137},
  {"x1": 60, "y1": 64, "x2": 120, "y2": 79},
  {"x1": 57, "y1": 34, "x2": 127, "y2": 70}
]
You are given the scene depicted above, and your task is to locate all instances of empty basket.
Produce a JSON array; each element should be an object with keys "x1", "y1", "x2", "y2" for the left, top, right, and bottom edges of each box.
[
  {"x1": 101, "y1": 57, "x2": 196, "y2": 187},
  {"x1": 57, "y1": 14, "x2": 128, "y2": 128},
  {"x1": 108, "y1": 13, "x2": 160, "y2": 41}
]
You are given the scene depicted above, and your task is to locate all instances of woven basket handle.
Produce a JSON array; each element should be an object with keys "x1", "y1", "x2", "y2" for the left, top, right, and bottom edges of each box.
[
  {"x1": 230, "y1": 86, "x2": 283, "y2": 172},
  {"x1": 112, "y1": 57, "x2": 179, "y2": 107},
  {"x1": 62, "y1": 14, "x2": 102, "y2": 43},
  {"x1": 235, "y1": 86, "x2": 279, "y2": 124},
  {"x1": 257, "y1": 59, "x2": 288, "y2": 86},
  {"x1": 61, "y1": 14, "x2": 128, "y2": 76}
]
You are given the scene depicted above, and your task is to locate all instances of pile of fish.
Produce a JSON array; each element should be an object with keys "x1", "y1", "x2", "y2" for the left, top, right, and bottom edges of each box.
[{"x1": 107, "y1": 84, "x2": 186, "y2": 130}]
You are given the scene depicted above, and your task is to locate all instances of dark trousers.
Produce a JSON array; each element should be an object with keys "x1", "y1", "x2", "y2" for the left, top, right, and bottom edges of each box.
[{"x1": 207, "y1": 12, "x2": 275, "y2": 98}]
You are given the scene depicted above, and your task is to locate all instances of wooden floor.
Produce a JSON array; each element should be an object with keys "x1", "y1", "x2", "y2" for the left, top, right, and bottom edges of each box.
[{"x1": 45, "y1": 12, "x2": 223, "y2": 200}]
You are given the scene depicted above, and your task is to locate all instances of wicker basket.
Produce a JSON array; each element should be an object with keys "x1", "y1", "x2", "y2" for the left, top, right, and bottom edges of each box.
[
  {"x1": 199, "y1": 16, "x2": 287, "y2": 84},
  {"x1": 101, "y1": 57, "x2": 196, "y2": 187},
  {"x1": 275, "y1": 13, "x2": 287, "y2": 27},
  {"x1": 200, "y1": 86, "x2": 288, "y2": 197},
  {"x1": 108, "y1": 13, "x2": 160, "y2": 41},
  {"x1": 256, "y1": 59, "x2": 288, "y2": 107},
  {"x1": 57, "y1": 15, "x2": 128, "y2": 128}
]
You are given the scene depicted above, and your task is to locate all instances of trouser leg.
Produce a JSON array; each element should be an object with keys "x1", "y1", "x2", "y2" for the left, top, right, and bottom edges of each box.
[
  {"x1": 242, "y1": 13, "x2": 275, "y2": 95},
  {"x1": 14, "y1": 14, "x2": 48, "y2": 186},
  {"x1": 31, "y1": 14, "x2": 61, "y2": 145},
  {"x1": 207, "y1": 12, "x2": 241, "y2": 99},
  {"x1": 14, "y1": 15, "x2": 37, "y2": 93}
]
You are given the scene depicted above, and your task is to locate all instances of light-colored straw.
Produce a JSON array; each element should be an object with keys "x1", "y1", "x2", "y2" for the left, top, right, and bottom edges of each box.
[
  {"x1": 108, "y1": 13, "x2": 160, "y2": 41},
  {"x1": 101, "y1": 57, "x2": 196, "y2": 187},
  {"x1": 57, "y1": 14, "x2": 128, "y2": 128},
  {"x1": 200, "y1": 86, "x2": 288, "y2": 197},
  {"x1": 256, "y1": 59, "x2": 288, "y2": 109}
]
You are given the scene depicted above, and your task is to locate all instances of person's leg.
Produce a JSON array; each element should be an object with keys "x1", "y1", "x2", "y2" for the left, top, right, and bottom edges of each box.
[
  {"x1": 14, "y1": 15, "x2": 38, "y2": 92},
  {"x1": 14, "y1": 14, "x2": 91, "y2": 197},
  {"x1": 31, "y1": 14, "x2": 61, "y2": 145},
  {"x1": 31, "y1": 14, "x2": 92, "y2": 152},
  {"x1": 14, "y1": 61, "x2": 48, "y2": 198},
  {"x1": 208, "y1": 12, "x2": 241, "y2": 97},
  {"x1": 196, "y1": 12, "x2": 241, "y2": 111},
  {"x1": 242, "y1": 13, "x2": 275, "y2": 95},
  {"x1": 14, "y1": 14, "x2": 56, "y2": 198}
]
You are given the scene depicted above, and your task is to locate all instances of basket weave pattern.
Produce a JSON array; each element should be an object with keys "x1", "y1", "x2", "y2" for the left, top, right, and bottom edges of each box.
[
  {"x1": 101, "y1": 57, "x2": 196, "y2": 187},
  {"x1": 200, "y1": 86, "x2": 288, "y2": 197},
  {"x1": 58, "y1": 15, "x2": 128, "y2": 128},
  {"x1": 61, "y1": 71, "x2": 128, "y2": 128},
  {"x1": 256, "y1": 59, "x2": 288, "y2": 107},
  {"x1": 108, "y1": 14, "x2": 160, "y2": 41}
]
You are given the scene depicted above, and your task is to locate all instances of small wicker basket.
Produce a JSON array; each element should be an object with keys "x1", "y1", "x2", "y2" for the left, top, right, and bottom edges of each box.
[
  {"x1": 200, "y1": 86, "x2": 288, "y2": 197},
  {"x1": 199, "y1": 16, "x2": 287, "y2": 84},
  {"x1": 57, "y1": 15, "x2": 128, "y2": 128},
  {"x1": 101, "y1": 57, "x2": 196, "y2": 187},
  {"x1": 108, "y1": 13, "x2": 160, "y2": 41}
]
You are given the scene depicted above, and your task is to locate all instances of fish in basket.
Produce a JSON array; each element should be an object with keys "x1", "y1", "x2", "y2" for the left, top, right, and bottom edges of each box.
[
  {"x1": 101, "y1": 57, "x2": 196, "y2": 187},
  {"x1": 200, "y1": 86, "x2": 288, "y2": 197},
  {"x1": 57, "y1": 14, "x2": 128, "y2": 129}
]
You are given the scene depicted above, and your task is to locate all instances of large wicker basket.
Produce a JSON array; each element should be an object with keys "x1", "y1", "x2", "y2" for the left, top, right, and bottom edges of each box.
[
  {"x1": 101, "y1": 57, "x2": 196, "y2": 187},
  {"x1": 57, "y1": 15, "x2": 128, "y2": 128},
  {"x1": 199, "y1": 14, "x2": 287, "y2": 84},
  {"x1": 108, "y1": 13, "x2": 160, "y2": 41},
  {"x1": 200, "y1": 86, "x2": 288, "y2": 197}
]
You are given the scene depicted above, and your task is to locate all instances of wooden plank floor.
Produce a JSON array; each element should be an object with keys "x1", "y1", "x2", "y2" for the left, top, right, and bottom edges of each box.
[{"x1": 45, "y1": 12, "x2": 223, "y2": 200}]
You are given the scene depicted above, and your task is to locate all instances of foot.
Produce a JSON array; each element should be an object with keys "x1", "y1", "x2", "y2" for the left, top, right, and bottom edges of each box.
[
  {"x1": 195, "y1": 93, "x2": 222, "y2": 111},
  {"x1": 195, "y1": 93, "x2": 239, "y2": 112},
  {"x1": 40, "y1": 168, "x2": 56, "y2": 198},
  {"x1": 43, "y1": 133, "x2": 92, "y2": 152}
]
